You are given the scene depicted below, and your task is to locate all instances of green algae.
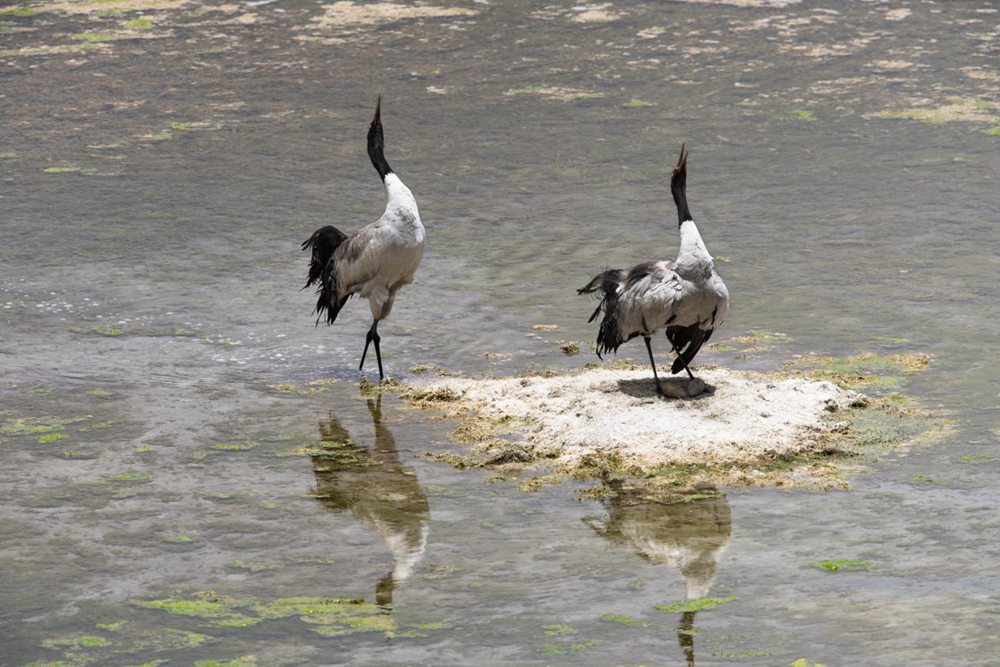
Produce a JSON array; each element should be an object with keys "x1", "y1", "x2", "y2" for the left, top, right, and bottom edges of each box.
[
  {"x1": 558, "y1": 341, "x2": 581, "y2": 356},
  {"x1": 256, "y1": 596, "x2": 377, "y2": 619},
  {"x1": 132, "y1": 597, "x2": 260, "y2": 627},
  {"x1": 308, "y1": 614, "x2": 395, "y2": 636},
  {"x1": 731, "y1": 330, "x2": 791, "y2": 345},
  {"x1": 623, "y1": 98, "x2": 653, "y2": 107},
  {"x1": 134, "y1": 444, "x2": 154, "y2": 453},
  {"x1": 73, "y1": 32, "x2": 119, "y2": 43},
  {"x1": 37, "y1": 432, "x2": 66, "y2": 443},
  {"x1": 788, "y1": 352, "x2": 930, "y2": 390},
  {"x1": 791, "y1": 109, "x2": 816, "y2": 121},
  {"x1": 95, "y1": 622, "x2": 127, "y2": 631},
  {"x1": 42, "y1": 635, "x2": 109, "y2": 650},
  {"x1": 908, "y1": 473, "x2": 947, "y2": 485},
  {"x1": 225, "y1": 560, "x2": 276, "y2": 573},
  {"x1": 1, "y1": 417, "x2": 70, "y2": 436},
  {"x1": 655, "y1": 596, "x2": 738, "y2": 613},
  {"x1": 2, "y1": 7, "x2": 36, "y2": 16},
  {"x1": 791, "y1": 660, "x2": 828, "y2": 667},
  {"x1": 44, "y1": 166, "x2": 82, "y2": 174},
  {"x1": 107, "y1": 471, "x2": 151, "y2": 483},
  {"x1": 88, "y1": 324, "x2": 124, "y2": 336},
  {"x1": 98, "y1": 620, "x2": 211, "y2": 651},
  {"x1": 160, "y1": 534, "x2": 199, "y2": 544},
  {"x1": 809, "y1": 559, "x2": 872, "y2": 573},
  {"x1": 129, "y1": 592, "x2": 410, "y2": 638},
  {"x1": 194, "y1": 658, "x2": 256, "y2": 667},
  {"x1": 539, "y1": 638, "x2": 602, "y2": 655},
  {"x1": 124, "y1": 17, "x2": 154, "y2": 29},
  {"x1": 880, "y1": 97, "x2": 998, "y2": 127},
  {"x1": 34, "y1": 621, "x2": 212, "y2": 665},
  {"x1": 599, "y1": 613, "x2": 647, "y2": 627},
  {"x1": 543, "y1": 623, "x2": 577, "y2": 636},
  {"x1": 84, "y1": 421, "x2": 113, "y2": 431},
  {"x1": 959, "y1": 453, "x2": 995, "y2": 464},
  {"x1": 413, "y1": 621, "x2": 452, "y2": 630},
  {"x1": 210, "y1": 441, "x2": 257, "y2": 452},
  {"x1": 358, "y1": 377, "x2": 400, "y2": 398}
]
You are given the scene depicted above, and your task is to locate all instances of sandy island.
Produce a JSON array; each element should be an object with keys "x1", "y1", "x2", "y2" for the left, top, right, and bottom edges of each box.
[{"x1": 400, "y1": 367, "x2": 872, "y2": 476}]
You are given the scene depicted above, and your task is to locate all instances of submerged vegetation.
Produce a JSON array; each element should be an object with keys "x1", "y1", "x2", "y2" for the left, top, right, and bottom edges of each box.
[
  {"x1": 655, "y1": 596, "x2": 738, "y2": 613},
  {"x1": 127, "y1": 591, "x2": 450, "y2": 640},
  {"x1": 808, "y1": 559, "x2": 873, "y2": 573}
]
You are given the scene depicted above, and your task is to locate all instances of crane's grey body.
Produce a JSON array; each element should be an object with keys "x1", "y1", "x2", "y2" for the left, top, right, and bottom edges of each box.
[
  {"x1": 333, "y1": 173, "x2": 424, "y2": 322},
  {"x1": 579, "y1": 146, "x2": 728, "y2": 394},
  {"x1": 302, "y1": 97, "x2": 424, "y2": 379},
  {"x1": 613, "y1": 222, "x2": 728, "y2": 342}
]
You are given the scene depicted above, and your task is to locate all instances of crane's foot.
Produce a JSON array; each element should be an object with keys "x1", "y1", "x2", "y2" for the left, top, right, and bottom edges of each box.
[{"x1": 359, "y1": 321, "x2": 383, "y2": 379}]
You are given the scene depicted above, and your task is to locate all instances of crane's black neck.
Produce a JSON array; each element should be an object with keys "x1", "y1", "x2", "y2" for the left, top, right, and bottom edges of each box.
[
  {"x1": 671, "y1": 149, "x2": 693, "y2": 226},
  {"x1": 367, "y1": 101, "x2": 393, "y2": 182}
]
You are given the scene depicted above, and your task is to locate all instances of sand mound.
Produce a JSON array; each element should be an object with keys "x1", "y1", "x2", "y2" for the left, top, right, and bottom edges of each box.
[{"x1": 404, "y1": 367, "x2": 867, "y2": 470}]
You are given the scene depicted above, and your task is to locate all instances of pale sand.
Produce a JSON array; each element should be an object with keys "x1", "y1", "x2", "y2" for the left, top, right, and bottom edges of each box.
[{"x1": 404, "y1": 367, "x2": 867, "y2": 470}]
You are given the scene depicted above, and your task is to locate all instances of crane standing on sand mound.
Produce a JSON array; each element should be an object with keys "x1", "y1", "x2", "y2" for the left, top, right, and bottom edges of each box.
[
  {"x1": 302, "y1": 97, "x2": 425, "y2": 380},
  {"x1": 579, "y1": 146, "x2": 729, "y2": 397}
]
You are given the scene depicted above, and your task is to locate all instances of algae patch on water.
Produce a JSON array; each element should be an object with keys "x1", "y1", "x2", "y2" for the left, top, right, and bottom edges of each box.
[
  {"x1": 195, "y1": 658, "x2": 257, "y2": 667},
  {"x1": 879, "y1": 97, "x2": 999, "y2": 129},
  {"x1": 1, "y1": 415, "x2": 93, "y2": 445},
  {"x1": 30, "y1": 619, "x2": 213, "y2": 666},
  {"x1": 129, "y1": 591, "x2": 449, "y2": 639},
  {"x1": 787, "y1": 352, "x2": 930, "y2": 390},
  {"x1": 808, "y1": 559, "x2": 873, "y2": 573},
  {"x1": 599, "y1": 613, "x2": 648, "y2": 627},
  {"x1": 538, "y1": 638, "x2": 602, "y2": 656},
  {"x1": 655, "y1": 596, "x2": 738, "y2": 613}
]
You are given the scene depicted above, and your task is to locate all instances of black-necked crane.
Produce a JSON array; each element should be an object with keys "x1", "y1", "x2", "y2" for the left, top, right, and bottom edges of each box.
[
  {"x1": 302, "y1": 96, "x2": 425, "y2": 380},
  {"x1": 579, "y1": 145, "x2": 729, "y2": 395}
]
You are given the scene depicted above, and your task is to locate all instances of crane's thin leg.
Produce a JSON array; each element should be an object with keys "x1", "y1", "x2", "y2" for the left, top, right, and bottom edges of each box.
[
  {"x1": 372, "y1": 321, "x2": 384, "y2": 380},
  {"x1": 359, "y1": 320, "x2": 383, "y2": 379},
  {"x1": 643, "y1": 335, "x2": 663, "y2": 395},
  {"x1": 669, "y1": 342, "x2": 696, "y2": 381}
]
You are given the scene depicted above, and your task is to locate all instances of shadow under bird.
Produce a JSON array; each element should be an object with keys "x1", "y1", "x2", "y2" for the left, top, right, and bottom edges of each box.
[
  {"x1": 302, "y1": 96, "x2": 425, "y2": 379},
  {"x1": 579, "y1": 145, "x2": 729, "y2": 395}
]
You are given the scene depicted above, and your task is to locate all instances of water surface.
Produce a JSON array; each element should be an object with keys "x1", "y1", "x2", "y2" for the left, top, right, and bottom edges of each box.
[{"x1": 2, "y1": 0, "x2": 999, "y2": 665}]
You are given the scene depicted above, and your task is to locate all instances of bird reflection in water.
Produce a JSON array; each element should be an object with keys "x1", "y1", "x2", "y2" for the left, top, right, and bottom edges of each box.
[
  {"x1": 310, "y1": 396, "x2": 429, "y2": 606},
  {"x1": 586, "y1": 483, "x2": 732, "y2": 667}
]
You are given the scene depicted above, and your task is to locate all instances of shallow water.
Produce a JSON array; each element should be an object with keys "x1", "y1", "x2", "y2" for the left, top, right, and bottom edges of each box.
[{"x1": 2, "y1": 0, "x2": 999, "y2": 665}]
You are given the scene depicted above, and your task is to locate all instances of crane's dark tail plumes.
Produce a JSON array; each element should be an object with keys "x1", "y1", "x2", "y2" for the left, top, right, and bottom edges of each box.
[
  {"x1": 578, "y1": 269, "x2": 625, "y2": 358},
  {"x1": 666, "y1": 324, "x2": 713, "y2": 375},
  {"x1": 302, "y1": 225, "x2": 350, "y2": 325},
  {"x1": 671, "y1": 144, "x2": 693, "y2": 226}
]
